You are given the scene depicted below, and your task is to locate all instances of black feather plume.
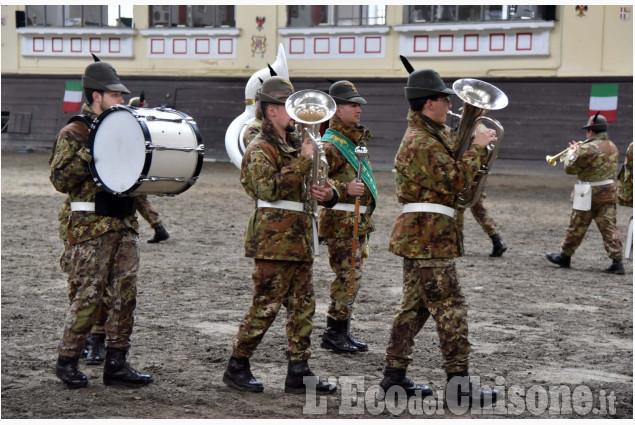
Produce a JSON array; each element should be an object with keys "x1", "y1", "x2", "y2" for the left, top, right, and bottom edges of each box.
[
  {"x1": 268, "y1": 64, "x2": 277, "y2": 77},
  {"x1": 140, "y1": 90, "x2": 146, "y2": 104},
  {"x1": 400, "y1": 55, "x2": 415, "y2": 74},
  {"x1": 91, "y1": 53, "x2": 100, "y2": 62}
]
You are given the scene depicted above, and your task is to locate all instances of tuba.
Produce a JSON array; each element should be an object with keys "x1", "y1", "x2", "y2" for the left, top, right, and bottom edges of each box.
[
  {"x1": 450, "y1": 78, "x2": 508, "y2": 209},
  {"x1": 285, "y1": 89, "x2": 336, "y2": 255},
  {"x1": 224, "y1": 44, "x2": 289, "y2": 168}
]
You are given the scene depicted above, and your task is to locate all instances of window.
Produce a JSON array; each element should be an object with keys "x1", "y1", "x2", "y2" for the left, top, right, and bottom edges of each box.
[
  {"x1": 405, "y1": 5, "x2": 555, "y2": 24},
  {"x1": 24, "y1": 5, "x2": 133, "y2": 27},
  {"x1": 286, "y1": 5, "x2": 386, "y2": 27},
  {"x1": 149, "y1": 5, "x2": 235, "y2": 27}
]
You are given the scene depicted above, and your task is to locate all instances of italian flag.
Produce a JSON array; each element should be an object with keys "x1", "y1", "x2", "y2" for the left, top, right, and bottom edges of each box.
[
  {"x1": 62, "y1": 80, "x2": 82, "y2": 112},
  {"x1": 588, "y1": 83, "x2": 618, "y2": 122}
]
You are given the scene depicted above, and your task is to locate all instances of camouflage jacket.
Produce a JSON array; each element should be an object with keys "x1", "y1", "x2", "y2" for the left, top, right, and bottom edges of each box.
[
  {"x1": 617, "y1": 142, "x2": 633, "y2": 206},
  {"x1": 242, "y1": 117, "x2": 262, "y2": 147},
  {"x1": 241, "y1": 119, "x2": 335, "y2": 261},
  {"x1": 389, "y1": 110, "x2": 487, "y2": 259},
  {"x1": 564, "y1": 132, "x2": 618, "y2": 204},
  {"x1": 318, "y1": 115, "x2": 375, "y2": 238},
  {"x1": 49, "y1": 104, "x2": 139, "y2": 245}
]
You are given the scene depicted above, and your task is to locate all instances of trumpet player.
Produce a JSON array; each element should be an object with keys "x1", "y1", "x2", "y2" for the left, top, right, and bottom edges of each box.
[
  {"x1": 318, "y1": 81, "x2": 377, "y2": 354},
  {"x1": 223, "y1": 77, "x2": 338, "y2": 395},
  {"x1": 379, "y1": 65, "x2": 498, "y2": 407},
  {"x1": 546, "y1": 113, "x2": 625, "y2": 275}
]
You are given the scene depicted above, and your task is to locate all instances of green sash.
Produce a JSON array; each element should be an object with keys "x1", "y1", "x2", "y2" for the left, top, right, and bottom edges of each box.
[{"x1": 322, "y1": 128, "x2": 377, "y2": 214}]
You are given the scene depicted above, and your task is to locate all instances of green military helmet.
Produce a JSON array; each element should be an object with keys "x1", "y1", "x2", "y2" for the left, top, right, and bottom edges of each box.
[
  {"x1": 329, "y1": 80, "x2": 367, "y2": 105},
  {"x1": 82, "y1": 54, "x2": 130, "y2": 94},
  {"x1": 582, "y1": 112, "x2": 608, "y2": 132},
  {"x1": 256, "y1": 76, "x2": 294, "y2": 105},
  {"x1": 404, "y1": 68, "x2": 455, "y2": 100}
]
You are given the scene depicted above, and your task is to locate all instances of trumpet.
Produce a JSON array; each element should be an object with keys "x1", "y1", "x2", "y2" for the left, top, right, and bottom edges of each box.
[{"x1": 545, "y1": 139, "x2": 591, "y2": 166}]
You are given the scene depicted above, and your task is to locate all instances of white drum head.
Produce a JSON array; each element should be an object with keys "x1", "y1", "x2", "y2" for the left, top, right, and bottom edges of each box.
[{"x1": 92, "y1": 109, "x2": 147, "y2": 193}]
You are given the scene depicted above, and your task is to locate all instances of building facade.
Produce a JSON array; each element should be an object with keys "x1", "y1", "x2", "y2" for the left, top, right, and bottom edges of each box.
[{"x1": 1, "y1": 4, "x2": 633, "y2": 167}]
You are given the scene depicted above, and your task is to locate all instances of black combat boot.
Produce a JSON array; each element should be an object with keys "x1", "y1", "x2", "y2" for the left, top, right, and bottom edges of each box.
[
  {"x1": 56, "y1": 355, "x2": 88, "y2": 389},
  {"x1": 147, "y1": 224, "x2": 170, "y2": 243},
  {"x1": 347, "y1": 333, "x2": 368, "y2": 352},
  {"x1": 604, "y1": 258, "x2": 626, "y2": 275},
  {"x1": 379, "y1": 367, "x2": 433, "y2": 398},
  {"x1": 222, "y1": 356, "x2": 264, "y2": 393},
  {"x1": 546, "y1": 252, "x2": 571, "y2": 268},
  {"x1": 444, "y1": 371, "x2": 498, "y2": 408},
  {"x1": 284, "y1": 360, "x2": 337, "y2": 394},
  {"x1": 490, "y1": 234, "x2": 507, "y2": 257},
  {"x1": 103, "y1": 348, "x2": 153, "y2": 387},
  {"x1": 321, "y1": 317, "x2": 359, "y2": 354},
  {"x1": 85, "y1": 333, "x2": 106, "y2": 365}
]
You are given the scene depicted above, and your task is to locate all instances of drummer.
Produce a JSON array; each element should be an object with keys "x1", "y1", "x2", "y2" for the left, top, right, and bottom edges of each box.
[{"x1": 49, "y1": 55, "x2": 153, "y2": 389}]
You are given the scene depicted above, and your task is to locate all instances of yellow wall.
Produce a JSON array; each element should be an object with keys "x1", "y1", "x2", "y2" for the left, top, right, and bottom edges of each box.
[{"x1": 1, "y1": 5, "x2": 632, "y2": 78}]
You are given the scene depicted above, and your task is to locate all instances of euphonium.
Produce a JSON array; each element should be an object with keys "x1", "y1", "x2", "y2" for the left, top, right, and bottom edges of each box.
[
  {"x1": 285, "y1": 90, "x2": 336, "y2": 211},
  {"x1": 451, "y1": 78, "x2": 508, "y2": 209},
  {"x1": 545, "y1": 139, "x2": 591, "y2": 166}
]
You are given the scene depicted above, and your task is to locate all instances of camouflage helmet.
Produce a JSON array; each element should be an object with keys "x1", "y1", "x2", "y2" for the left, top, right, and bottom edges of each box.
[
  {"x1": 582, "y1": 112, "x2": 608, "y2": 132},
  {"x1": 82, "y1": 55, "x2": 130, "y2": 94},
  {"x1": 256, "y1": 76, "x2": 294, "y2": 105},
  {"x1": 329, "y1": 80, "x2": 367, "y2": 105},
  {"x1": 404, "y1": 68, "x2": 454, "y2": 100}
]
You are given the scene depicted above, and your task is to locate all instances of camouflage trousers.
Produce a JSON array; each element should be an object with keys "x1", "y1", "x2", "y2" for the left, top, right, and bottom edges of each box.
[
  {"x1": 232, "y1": 259, "x2": 315, "y2": 361},
  {"x1": 456, "y1": 193, "x2": 499, "y2": 237},
  {"x1": 324, "y1": 235, "x2": 366, "y2": 321},
  {"x1": 137, "y1": 195, "x2": 162, "y2": 228},
  {"x1": 57, "y1": 230, "x2": 139, "y2": 358},
  {"x1": 60, "y1": 240, "x2": 109, "y2": 335},
  {"x1": 385, "y1": 258, "x2": 470, "y2": 374},
  {"x1": 561, "y1": 203, "x2": 623, "y2": 259}
]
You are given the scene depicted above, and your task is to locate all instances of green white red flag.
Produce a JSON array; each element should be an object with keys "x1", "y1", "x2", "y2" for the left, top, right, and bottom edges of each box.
[
  {"x1": 588, "y1": 83, "x2": 618, "y2": 122},
  {"x1": 62, "y1": 80, "x2": 82, "y2": 112}
]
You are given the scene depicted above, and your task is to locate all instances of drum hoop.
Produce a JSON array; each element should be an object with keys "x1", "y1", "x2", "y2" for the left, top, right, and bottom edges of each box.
[{"x1": 88, "y1": 105, "x2": 153, "y2": 196}]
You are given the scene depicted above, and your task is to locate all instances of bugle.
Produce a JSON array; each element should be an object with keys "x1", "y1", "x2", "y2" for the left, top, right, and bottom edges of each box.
[{"x1": 545, "y1": 139, "x2": 591, "y2": 166}]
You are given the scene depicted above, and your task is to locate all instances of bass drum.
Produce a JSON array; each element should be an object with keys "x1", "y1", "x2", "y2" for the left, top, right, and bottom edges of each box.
[{"x1": 89, "y1": 105, "x2": 204, "y2": 196}]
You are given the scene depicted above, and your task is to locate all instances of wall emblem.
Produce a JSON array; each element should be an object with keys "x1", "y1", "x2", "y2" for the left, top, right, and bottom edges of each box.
[
  {"x1": 256, "y1": 16, "x2": 265, "y2": 31},
  {"x1": 251, "y1": 35, "x2": 267, "y2": 58},
  {"x1": 575, "y1": 5, "x2": 588, "y2": 17}
]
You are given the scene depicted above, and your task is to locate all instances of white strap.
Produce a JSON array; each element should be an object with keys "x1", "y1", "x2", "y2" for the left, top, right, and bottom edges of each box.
[
  {"x1": 330, "y1": 203, "x2": 368, "y2": 214},
  {"x1": 70, "y1": 202, "x2": 95, "y2": 212},
  {"x1": 257, "y1": 199, "x2": 305, "y2": 213},
  {"x1": 579, "y1": 179, "x2": 614, "y2": 187},
  {"x1": 402, "y1": 202, "x2": 456, "y2": 218}
]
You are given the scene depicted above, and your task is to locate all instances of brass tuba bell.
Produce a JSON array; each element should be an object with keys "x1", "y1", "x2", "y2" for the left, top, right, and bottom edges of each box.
[{"x1": 450, "y1": 78, "x2": 508, "y2": 209}]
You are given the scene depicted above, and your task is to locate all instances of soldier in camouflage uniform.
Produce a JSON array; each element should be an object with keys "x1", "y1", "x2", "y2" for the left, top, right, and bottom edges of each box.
[
  {"x1": 223, "y1": 77, "x2": 338, "y2": 395},
  {"x1": 618, "y1": 142, "x2": 633, "y2": 260},
  {"x1": 318, "y1": 80, "x2": 376, "y2": 354},
  {"x1": 546, "y1": 114, "x2": 625, "y2": 274},
  {"x1": 378, "y1": 65, "x2": 498, "y2": 407},
  {"x1": 50, "y1": 56, "x2": 153, "y2": 389},
  {"x1": 617, "y1": 142, "x2": 633, "y2": 207}
]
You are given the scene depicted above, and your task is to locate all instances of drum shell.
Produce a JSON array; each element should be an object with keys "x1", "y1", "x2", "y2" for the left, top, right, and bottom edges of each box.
[{"x1": 89, "y1": 105, "x2": 203, "y2": 196}]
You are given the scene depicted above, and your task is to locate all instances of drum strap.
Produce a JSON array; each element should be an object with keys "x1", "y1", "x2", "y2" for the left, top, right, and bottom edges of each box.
[{"x1": 66, "y1": 115, "x2": 94, "y2": 129}]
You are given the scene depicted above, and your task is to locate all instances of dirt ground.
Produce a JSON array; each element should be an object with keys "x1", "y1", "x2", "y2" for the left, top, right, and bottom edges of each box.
[{"x1": 1, "y1": 150, "x2": 632, "y2": 419}]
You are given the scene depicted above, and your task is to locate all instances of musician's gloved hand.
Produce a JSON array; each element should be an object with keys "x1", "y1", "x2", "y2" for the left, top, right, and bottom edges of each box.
[
  {"x1": 347, "y1": 179, "x2": 365, "y2": 197},
  {"x1": 300, "y1": 138, "x2": 314, "y2": 160}
]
